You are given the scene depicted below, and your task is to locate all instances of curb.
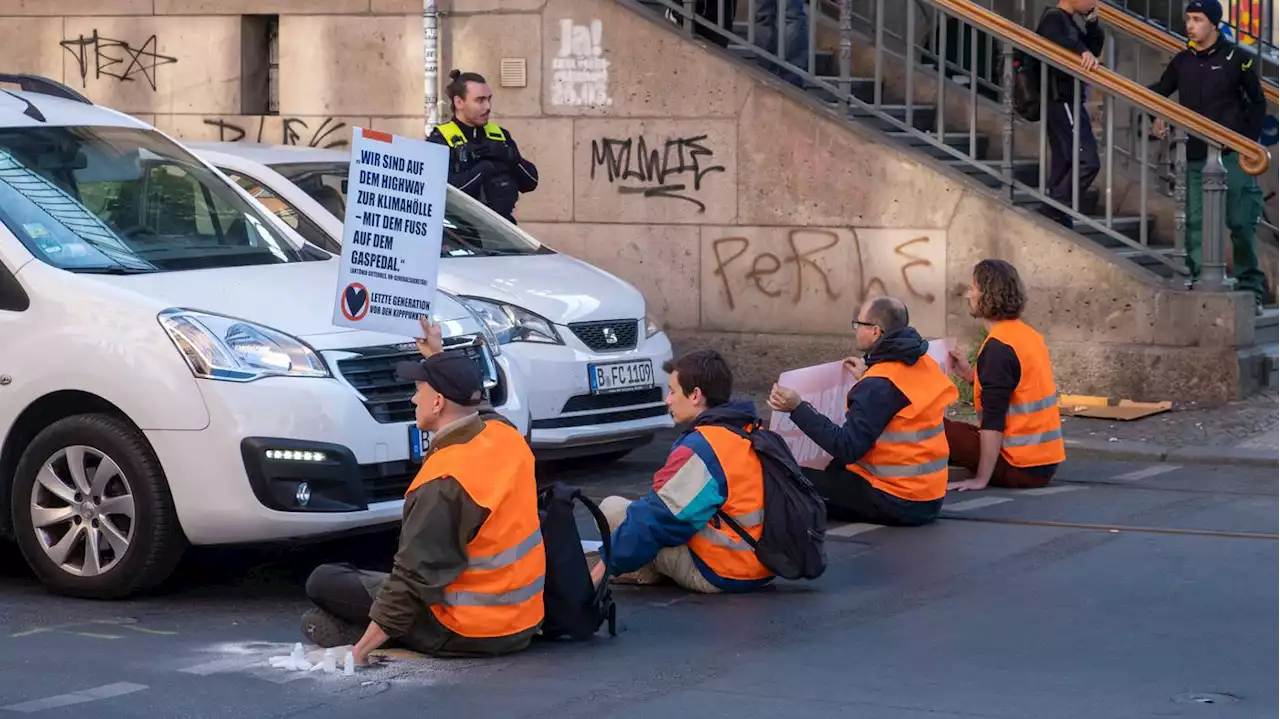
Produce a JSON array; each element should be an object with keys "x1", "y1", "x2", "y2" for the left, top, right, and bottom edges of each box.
[{"x1": 1064, "y1": 438, "x2": 1279, "y2": 467}]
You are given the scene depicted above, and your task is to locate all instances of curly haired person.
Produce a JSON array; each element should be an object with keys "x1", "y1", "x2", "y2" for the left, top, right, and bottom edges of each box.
[{"x1": 945, "y1": 260, "x2": 1066, "y2": 492}]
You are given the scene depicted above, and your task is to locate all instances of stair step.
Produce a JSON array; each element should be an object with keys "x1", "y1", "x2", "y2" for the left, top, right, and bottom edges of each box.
[
  {"x1": 726, "y1": 44, "x2": 839, "y2": 78},
  {"x1": 846, "y1": 104, "x2": 938, "y2": 132},
  {"x1": 886, "y1": 130, "x2": 991, "y2": 161},
  {"x1": 1256, "y1": 308, "x2": 1278, "y2": 344},
  {"x1": 806, "y1": 75, "x2": 877, "y2": 103},
  {"x1": 1072, "y1": 213, "x2": 1153, "y2": 244}
]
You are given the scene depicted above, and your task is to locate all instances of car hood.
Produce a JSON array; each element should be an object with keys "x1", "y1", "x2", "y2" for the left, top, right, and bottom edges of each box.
[
  {"x1": 440, "y1": 254, "x2": 646, "y2": 325},
  {"x1": 87, "y1": 259, "x2": 478, "y2": 349}
]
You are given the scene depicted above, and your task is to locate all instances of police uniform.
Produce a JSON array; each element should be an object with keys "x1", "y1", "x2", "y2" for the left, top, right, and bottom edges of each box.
[{"x1": 428, "y1": 120, "x2": 539, "y2": 224}]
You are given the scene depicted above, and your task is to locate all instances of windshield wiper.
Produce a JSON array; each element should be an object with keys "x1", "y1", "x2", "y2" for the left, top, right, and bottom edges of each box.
[{"x1": 71, "y1": 266, "x2": 157, "y2": 275}]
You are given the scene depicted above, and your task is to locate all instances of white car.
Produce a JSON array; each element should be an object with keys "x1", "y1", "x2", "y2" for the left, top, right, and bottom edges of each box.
[
  {"x1": 186, "y1": 142, "x2": 675, "y2": 461},
  {"x1": 0, "y1": 75, "x2": 530, "y2": 598}
]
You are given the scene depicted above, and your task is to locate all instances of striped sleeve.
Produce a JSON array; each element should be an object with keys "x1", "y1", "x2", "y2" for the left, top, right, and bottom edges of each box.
[{"x1": 609, "y1": 432, "x2": 728, "y2": 575}]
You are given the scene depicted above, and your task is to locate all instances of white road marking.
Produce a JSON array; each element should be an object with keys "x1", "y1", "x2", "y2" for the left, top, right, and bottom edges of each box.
[
  {"x1": 827, "y1": 522, "x2": 881, "y2": 537},
  {"x1": 1020, "y1": 485, "x2": 1086, "y2": 496},
  {"x1": 1110, "y1": 465, "x2": 1181, "y2": 482},
  {"x1": 945, "y1": 497, "x2": 1013, "y2": 512},
  {"x1": 179, "y1": 656, "x2": 269, "y2": 676},
  {"x1": 2, "y1": 683, "x2": 148, "y2": 713}
]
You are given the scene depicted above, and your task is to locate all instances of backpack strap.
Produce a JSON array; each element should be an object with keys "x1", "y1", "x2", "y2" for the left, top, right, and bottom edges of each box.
[
  {"x1": 569, "y1": 487, "x2": 618, "y2": 636},
  {"x1": 704, "y1": 417, "x2": 765, "y2": 551}
]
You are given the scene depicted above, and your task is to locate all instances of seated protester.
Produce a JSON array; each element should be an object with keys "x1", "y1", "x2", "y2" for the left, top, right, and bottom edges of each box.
[
  {"x1": 301, "y1": 317, "x2": 544, "y2": 662},
  {"x1": 946, "y1": 260, "x2": 1065, "y2": 491},
  {"x1": 598, "y1": 349, "x2": 774, "y2": 594},
  {"x1": 769, "y1": 296, "x2": 958, "y2": 527}
]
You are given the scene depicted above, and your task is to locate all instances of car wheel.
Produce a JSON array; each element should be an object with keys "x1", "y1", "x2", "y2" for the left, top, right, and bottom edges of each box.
[{"x1": 10, "y1": 414, "x2": 186, "y2": 599}]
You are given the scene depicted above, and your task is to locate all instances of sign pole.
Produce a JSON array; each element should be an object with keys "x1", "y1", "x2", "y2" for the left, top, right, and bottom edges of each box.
[{"x1": 424, "y1": 0, "x2": 440, "y2": 133}]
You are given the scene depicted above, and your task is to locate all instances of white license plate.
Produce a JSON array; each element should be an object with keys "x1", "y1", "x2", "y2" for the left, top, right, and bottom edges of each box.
[
  {"x1": 589, "y1": 360, "x2": 655, "y2": 394},
  {"x1": 408, "y1": 425, "x2": 431, "y2": 462}
]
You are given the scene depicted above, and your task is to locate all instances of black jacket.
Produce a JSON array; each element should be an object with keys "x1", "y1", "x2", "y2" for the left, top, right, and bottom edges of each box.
[
  {"x1": 427, "y1": 120, "x2": 539, "y2": 223},
  {"x1": 1148, "y1": 34, "x2": 1268, "y2": 162},
  {"x1": 1036, "y1": 7, "x2": 1106, "y2": 104}
]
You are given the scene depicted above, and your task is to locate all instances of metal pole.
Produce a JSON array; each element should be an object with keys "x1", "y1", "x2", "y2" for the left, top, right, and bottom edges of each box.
[
  {"x1": 874, "y1": 0, "x2": 885, "y2": 107},
  {"x1": 1000, "y1": 39, "x2": 1013, "y2": 193},
  {"x1": 1173, "y1": 131, "x2": 1188, "y2": 261},
  {"x1": 424, "y1": 0, "x2": 440, "y2": 131},
  {"x1": 1104, "y1": 41, "x2": 1116, "y2": 227},
  {"x1": 906, "y1": 3, "x2": 916, "y2": 128},
  {"x1": 839, "y1": 0, "x2": 853, "y2": 109},
  {"x1": 1196, "y1": 147, "x2": 1232, "y2": 291}
]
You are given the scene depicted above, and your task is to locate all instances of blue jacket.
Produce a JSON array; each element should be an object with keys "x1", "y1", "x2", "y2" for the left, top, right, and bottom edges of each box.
[{"x1": 609, "y1": 400, "x2": 773, "y2": 592}]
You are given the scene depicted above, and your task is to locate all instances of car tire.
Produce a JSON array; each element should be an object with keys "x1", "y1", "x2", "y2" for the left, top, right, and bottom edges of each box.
[{"x1": 10, "y1": 413, "x2": 186, "y2": 599}]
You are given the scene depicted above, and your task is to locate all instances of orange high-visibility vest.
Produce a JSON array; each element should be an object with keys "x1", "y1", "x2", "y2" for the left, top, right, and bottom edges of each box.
[
  {"x1": 684, "y1": 425, "x2": 773, "y2": 582},
  {"x1": 408, "y1": 420, "x2": 545, "y2": 639},
  {"x1": 846, "y1": 354, "x2": 958, "y2": 502},
  {"x1": 973, "y1": 320, "x2": 1066, "y2": 468}
]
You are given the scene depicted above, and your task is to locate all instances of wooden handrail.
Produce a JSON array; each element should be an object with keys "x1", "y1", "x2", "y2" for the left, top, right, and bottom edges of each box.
[
  {"x1": 933, "y1": 0, "x2": 1271, "y2": 175},
  {"x1": 1098, "y1": 3, "x2": 1280, "y2": 106}
]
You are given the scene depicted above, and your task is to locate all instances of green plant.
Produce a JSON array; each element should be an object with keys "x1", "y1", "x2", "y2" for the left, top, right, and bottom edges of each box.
[{"x1": 952, "y1": 326, "x2": 988, "y2": 406}]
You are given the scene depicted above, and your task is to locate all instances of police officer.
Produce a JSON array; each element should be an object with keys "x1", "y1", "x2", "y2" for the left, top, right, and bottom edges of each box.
[
  {"x1": 1150, "y1": 0, "x2": 1269, "y2": 312},
  {"x1": 428, "y1": 70, "x2": 539, "y2": 224}
]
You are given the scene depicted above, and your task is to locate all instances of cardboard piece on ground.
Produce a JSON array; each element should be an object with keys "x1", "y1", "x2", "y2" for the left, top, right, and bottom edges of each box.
[
  {"x1": 1058, "y1": 394, "x2": 1173, "y2": 421},
  {"x1": 770, "y1": 361, "x2": 855, "y2": 470}
]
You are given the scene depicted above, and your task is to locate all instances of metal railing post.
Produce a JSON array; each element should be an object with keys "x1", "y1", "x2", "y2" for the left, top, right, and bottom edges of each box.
[
  {"x1": 1000, "y1": 38, "x2": 1013, "y2": 191},
  {"x1": 839, "y1": 0, "x2": 853, "y2": 109},
  {"x1": 1196, "y1": 147, "x2": 1232, "y2": 291},
  {"x1": 906, "y1": 2, "x2": 917, "y2": 128},
  {"x1": 1172, "y1": 131, "x2": 1187, "y2": 261},
  {"x1": 423, "y1": 0, "x2": 440, "y2": 130},
  {"x1": 684, "y1": 0, "x2": 695, "y2": 36},
  {"x1": 874, "y1": 0, "x2": 885, "y2": 107}
]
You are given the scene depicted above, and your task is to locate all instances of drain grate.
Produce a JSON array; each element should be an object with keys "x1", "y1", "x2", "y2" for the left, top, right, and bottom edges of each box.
[{"x1": 1171, "y1": 692, "x2": 1240, "y2": 705}]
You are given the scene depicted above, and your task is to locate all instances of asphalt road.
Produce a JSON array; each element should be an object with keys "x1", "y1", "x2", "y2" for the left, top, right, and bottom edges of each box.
[{"x1": 0, "y1": 433, "x2": 1276, "y2": 719}]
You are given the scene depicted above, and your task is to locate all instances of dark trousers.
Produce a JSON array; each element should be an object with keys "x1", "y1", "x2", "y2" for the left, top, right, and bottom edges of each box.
[
  {"x1": 1185, "y1": 155, "x2": 1268, "y2": 304},
  {"x1": 802, "y1": 467, "x2": 942, "y2": 527},
  {"x1": 306, "y1": 563, "x2": 530, "y2": 658},
  {"x1": 1042, "y1": 100, "x2": 1100, "y2": 226},
  {"x1": 943, "y1": 419, "x2": 1056, "y2": 489}
]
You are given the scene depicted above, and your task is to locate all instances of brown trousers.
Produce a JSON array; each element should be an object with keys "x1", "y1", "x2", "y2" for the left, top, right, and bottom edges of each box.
[{"x1": 944, "y1": 419, "x2": 1054, "y2": 489}]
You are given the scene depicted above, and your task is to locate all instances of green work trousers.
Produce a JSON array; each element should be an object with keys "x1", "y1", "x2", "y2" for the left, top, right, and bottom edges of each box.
[{"x1": 1185, "y1": 154, "x2": 1268, "y2": 303}]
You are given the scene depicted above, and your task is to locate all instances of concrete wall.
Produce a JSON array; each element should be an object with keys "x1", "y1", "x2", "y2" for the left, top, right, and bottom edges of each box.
[
  {"x1": 0, "y1": 0, "x2": 1258, "y2": 402},
  {"x1": 0, "y1": 0, "x2": 429, "y2": 148}
]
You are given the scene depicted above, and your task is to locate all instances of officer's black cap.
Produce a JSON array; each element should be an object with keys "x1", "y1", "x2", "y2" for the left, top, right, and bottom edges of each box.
[{"x1": 395, "y1": 353, "x2": 484, "y2": 406}]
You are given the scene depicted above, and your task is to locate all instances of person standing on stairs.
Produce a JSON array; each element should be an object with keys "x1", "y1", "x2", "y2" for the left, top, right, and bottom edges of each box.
[
  {"x1": 752, "y1": 0, "x2": 810, "y2": 88},
  {"x1": 1149, "y1": 0, "x2": 1269, "y2": 313},
  {"x1": 1036, "y1": 0, "x2": 1105, "y2": 227}
]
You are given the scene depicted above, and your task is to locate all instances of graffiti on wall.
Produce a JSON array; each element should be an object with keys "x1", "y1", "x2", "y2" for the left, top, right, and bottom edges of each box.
[
  {"x1": 551, "y1": 19, "x2": 611, "y2": 107},
  {"x1": 710, "y1": 230, "x2": 939, "y2": 312},
  {"x1": 201, "y1": 117, "x2": 350, "y2": 149},
  {"x1": 589, "y1": 135, "x2": 724, "y2": 212},
  {"x1": 61, "y1": 30, "x2": 177, "y2": 91}
]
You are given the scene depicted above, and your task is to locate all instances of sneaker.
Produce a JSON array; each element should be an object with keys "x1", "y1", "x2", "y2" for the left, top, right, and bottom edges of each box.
[{"x1": 300, "y1": 608, "x2": 365, "y2": 648}]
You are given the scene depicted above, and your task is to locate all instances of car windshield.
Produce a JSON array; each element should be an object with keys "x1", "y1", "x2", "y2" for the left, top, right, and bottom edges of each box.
[
  {"x1": 0, "y1": 125, "x2": 310, "y2": 273},
  {"x1": 270, "y1": 161, "x2": 554, "y2": 258}
]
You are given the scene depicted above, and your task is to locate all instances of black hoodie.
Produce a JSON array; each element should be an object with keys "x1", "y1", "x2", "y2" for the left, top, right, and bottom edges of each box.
[
  {"x1": 788, "y1": 327, "x2": 929, "y2": 467},
  {"x1": 1148, "y1": 33, "x2": 1267, "y2": 163}
]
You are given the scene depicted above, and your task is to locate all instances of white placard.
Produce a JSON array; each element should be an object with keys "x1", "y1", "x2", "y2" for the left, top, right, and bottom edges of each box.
[{"x1": 332, "y1": 127, "x2": 450, "y2": 337}]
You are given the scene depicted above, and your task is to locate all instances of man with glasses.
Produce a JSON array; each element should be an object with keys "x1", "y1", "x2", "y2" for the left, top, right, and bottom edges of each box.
[{"x1": 768, "y1": 296, "x2": 958, "y2": 527}]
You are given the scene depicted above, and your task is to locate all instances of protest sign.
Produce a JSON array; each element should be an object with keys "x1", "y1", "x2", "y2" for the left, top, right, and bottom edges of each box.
[
  {"x1": 925, "y1": 336, "x2": 956, "y2": 375},
  {"x1": 768, "y1": 361, "x2": 854, "y2": 470},
  {"x1": 332, "y1": 127, "x2": 450, "y2": 337}
]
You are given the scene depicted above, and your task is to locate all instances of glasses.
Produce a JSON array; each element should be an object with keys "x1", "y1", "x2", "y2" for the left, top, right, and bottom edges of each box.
[{"x1": 851, "y1": 320, "x2": 880, "y2": 330}]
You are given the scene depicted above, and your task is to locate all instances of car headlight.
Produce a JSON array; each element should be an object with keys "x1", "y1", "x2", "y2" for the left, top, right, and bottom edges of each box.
[
  {"x1": 158, "y1": 309, "x2": 330, "y2": 382},
  {"x1": 458, "y1": 297, "x2": 563, "y2": 345},
  {"x1": 645, "y1": 314, "x2": 663, "y2": 338}
]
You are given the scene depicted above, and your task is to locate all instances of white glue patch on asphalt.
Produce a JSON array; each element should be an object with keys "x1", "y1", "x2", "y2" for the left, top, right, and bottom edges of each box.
[
  {"x1": 827, "y1": 522, "x2": 881, "y2": 537},
  {"x1": 177, "y1": 640, "x2": 485, "y2": 688},
  {"x1": 1019, "y1": 485, "x2": 1086, "y2": 497},
  {"x1": 1, "y1": 682, "x2": 148, "y2": 713}
]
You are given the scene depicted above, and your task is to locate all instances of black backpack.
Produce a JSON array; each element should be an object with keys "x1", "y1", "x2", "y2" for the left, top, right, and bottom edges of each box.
[
  {"x1": 693, "y1": 416, "x2": 828, "y2": 581},
  {"x1": 535, "y1": 482, "x2": 618, "y2": 641},
  {"x1": 1011, "y1": 49, "x2": 1042, "y2": 122}
]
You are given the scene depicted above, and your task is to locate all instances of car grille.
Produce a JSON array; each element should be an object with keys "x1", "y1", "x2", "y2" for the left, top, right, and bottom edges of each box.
[
  {"x1": 335, "y1": 336, "x2": 500, "y2": 424},
  {"x1": 562, "y1": 388, "x2": 664, "y2": 413},
  {"x1": 362, "y1": 461, "x2": 416, "y2": 503},
  {"x1": 568, "y1": 320, "x2": 639, "y2": 352}
]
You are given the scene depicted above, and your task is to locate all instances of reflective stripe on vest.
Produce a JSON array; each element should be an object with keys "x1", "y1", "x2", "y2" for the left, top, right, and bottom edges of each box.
[
  {"x1": 683, "y1": 426, "x2": 773, "y2": 582},
  {"x1": 973, "y1": 320, "x2": 1067, "y2": 468},
  {"x1": 414, "y1": 420, "x2": 546, "y2": 638},
  {"x1": 846, "y1": 354, "x2": 958, "y2": 502},
  {"x1": 436, "y1": 120, "x2": 508, "y2": 148}
]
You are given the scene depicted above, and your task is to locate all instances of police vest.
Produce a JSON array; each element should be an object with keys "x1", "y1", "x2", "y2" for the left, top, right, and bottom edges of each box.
[
  {"x1": 973, "y1": 320, "x2": 1066, "y2": 468},
  {"x1": 684, "y1": 426, "x2": 773, "y2": 582},
  {"x1": 407, "y1": 420, "x2": 545, "y2": 638},
  {"x1": 846, "y1": 354, "x2": 958, "y2": 502},
  {"x1": 436, "y1": 120, "x2": 508, "y2": 148}
]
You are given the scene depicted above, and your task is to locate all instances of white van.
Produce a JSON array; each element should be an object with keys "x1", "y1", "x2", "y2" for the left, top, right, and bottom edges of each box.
[
  {"x1": 0, "y1": 76, "x2": 529, "y2": 598},
  {"x1": 187, "y1": 142, "x2": 675, "y2": 461}
]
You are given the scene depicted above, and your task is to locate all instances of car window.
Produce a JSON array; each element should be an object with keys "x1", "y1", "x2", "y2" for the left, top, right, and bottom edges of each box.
[
  {"x1": 224, "y1": 170, "x2": 341, "y2": 254},
  {"x1": 0, "y1": 257, "x2": 28, "y2": 311},
  {"x1": 0, "y1": 125, "x2": 312, "y2": 274},
  {"x1": 270, "y1": 161, "x2": 556, "y2": 258}
]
